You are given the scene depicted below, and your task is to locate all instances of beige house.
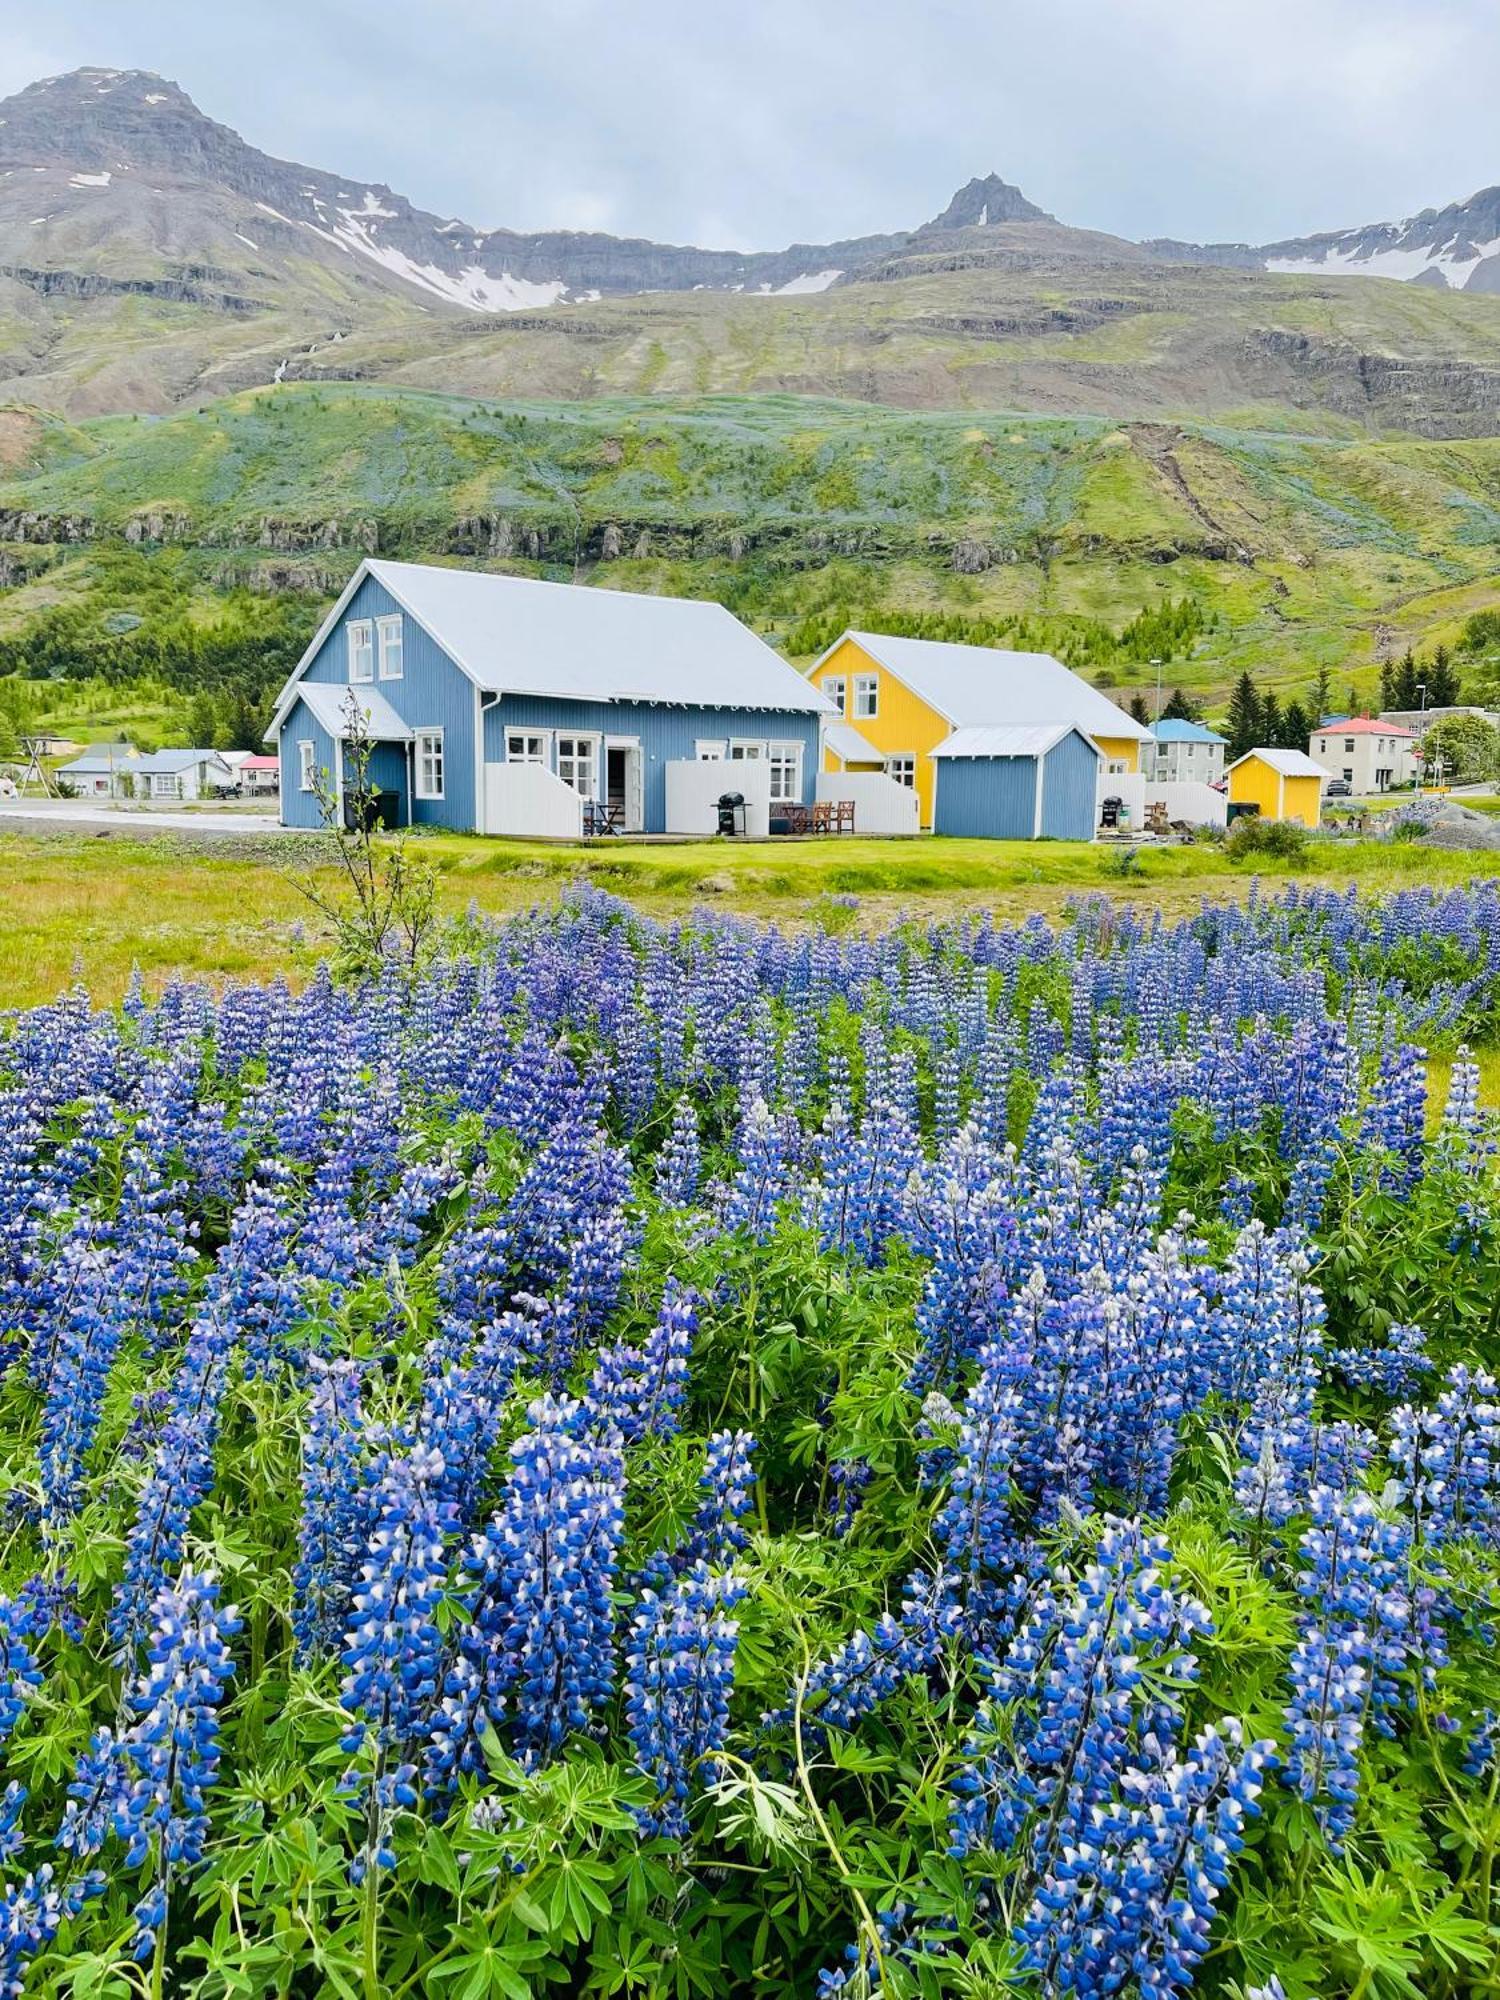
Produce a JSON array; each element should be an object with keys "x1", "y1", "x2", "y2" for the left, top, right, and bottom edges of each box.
[{"x1": 1308, "y1": 718, "x2": 1416, "y2": 793}]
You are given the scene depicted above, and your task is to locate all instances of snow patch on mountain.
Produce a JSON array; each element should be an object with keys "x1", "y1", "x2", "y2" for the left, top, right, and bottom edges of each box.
[{"x1": 68, "y1": 169, "x2": 111, "y2": 188}]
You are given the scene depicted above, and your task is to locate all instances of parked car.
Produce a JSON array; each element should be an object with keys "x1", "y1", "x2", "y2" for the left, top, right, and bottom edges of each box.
[{"x1": 1325, "y1": 778, "x2": 1352, "y2": 798}]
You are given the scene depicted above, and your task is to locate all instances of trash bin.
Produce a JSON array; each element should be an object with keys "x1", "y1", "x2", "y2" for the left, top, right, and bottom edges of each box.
[
  {"x1": 344, "y1": 789, "x2": 400, "y2": 833},
  {"x1": 716, "y1": 790, "x2": 746, "y2": 836}
]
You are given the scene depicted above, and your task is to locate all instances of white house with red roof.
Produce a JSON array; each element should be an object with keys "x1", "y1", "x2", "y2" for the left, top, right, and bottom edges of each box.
[{"x1": 1308, "y1": 717, "x2": 1417, "y2": 793}]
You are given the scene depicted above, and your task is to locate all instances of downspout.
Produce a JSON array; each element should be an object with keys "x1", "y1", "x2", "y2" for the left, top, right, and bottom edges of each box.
[
  {"x1": 1032, "y1": 748, "x2": 1046, "y2": 840},
  {"x1": 477, "y1": 690, "x2": 500, "y2": 835},
  {"x1": 405, "y1": 737, "x2": 416, "y2": 827}
]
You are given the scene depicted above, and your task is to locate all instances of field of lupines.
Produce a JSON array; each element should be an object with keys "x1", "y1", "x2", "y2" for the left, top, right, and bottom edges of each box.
[{"x1": 1, "y1": 880, "x2": 1498, "y2": 1999}]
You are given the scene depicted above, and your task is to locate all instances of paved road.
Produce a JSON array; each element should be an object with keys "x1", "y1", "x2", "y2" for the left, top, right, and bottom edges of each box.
[{"x1": 0, "y1": 799, "x2": 291, "y2": 837}]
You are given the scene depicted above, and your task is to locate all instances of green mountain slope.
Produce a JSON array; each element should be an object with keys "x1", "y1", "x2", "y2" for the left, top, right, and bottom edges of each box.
[{"x1": 2, "y1": 383, "x2": 1499, "y2": 733}]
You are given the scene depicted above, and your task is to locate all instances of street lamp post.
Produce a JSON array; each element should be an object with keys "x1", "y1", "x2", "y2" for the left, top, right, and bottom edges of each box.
[{"x1": 1151, "y1": 657, "x2": 1164, "y2": 722}]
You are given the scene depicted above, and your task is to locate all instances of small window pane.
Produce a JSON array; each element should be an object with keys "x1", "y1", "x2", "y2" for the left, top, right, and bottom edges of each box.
[
  {"x1": 768, "y1": 742, "x2": 802, "y2": 801},
  {"x1": 415, "y1": 728, "x2": 444, "y2": 800},
  {"x1": 557, "y1": 736, "x2": 598, "y2": 796},
  {"x1": 853, "y1": 676, "x2": 878, "y2": 719},
  {"x1": 299, "y1": 740, "x2": 316, "y2": 791},
  {"x1": 376, "y1": 615, "x2": 404, "y2": 681},
  {"x1": 507, "y1": 732, "x2": 546, "y2": 764},
  {"x1": 348, "y1": 621, "x2": 374, "y2": 683}
]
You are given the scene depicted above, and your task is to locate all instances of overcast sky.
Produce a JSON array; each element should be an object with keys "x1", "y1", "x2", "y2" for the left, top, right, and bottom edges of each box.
[{"x1": 1, "y1": 0, "x2": 1497, "y2": 249}]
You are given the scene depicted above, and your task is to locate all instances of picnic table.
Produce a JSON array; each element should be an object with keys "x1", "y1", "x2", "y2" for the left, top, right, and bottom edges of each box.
[{"x1": 778, "y1": 800, "x2": 856, "y2": 835}]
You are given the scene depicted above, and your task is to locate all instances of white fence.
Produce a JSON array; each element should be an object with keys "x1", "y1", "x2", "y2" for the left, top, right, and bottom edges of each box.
[
  {"x1": 665, "y1": 760, "x2": 772, "y2": 837},
  {"x1": 484, "y1": 761, "x2": 585, "y2": 839},
  {"x1": 1097, "y1": 772, "x2": 1226, "y2": 832},
  {"x1": 815, "y1": 770, "x2": 920, "y2": 835}
]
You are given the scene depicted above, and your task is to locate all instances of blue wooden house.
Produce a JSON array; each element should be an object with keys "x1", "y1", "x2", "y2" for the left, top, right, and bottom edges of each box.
[
  {"x1": 267, "y1": 560, "x2": 831, "y2": 837},
  {"x1": 930, "y1": 724, "x2": 1102, "y2": 840}
]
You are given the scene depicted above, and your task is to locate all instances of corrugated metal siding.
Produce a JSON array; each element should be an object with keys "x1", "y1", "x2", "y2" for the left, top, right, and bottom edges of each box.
[
  {"x1": 932, "y1": 756, "x2": 1038, "y2": 839},
  {"x1": 279, "y1": 573, "x2": 475, "y2": 831},
  {"x1": 483, "y1": 697, "x2": 819, "y2": 832},
  {"x1": 1040, "y1": 731, "x2": 1101, "y2": 840}
]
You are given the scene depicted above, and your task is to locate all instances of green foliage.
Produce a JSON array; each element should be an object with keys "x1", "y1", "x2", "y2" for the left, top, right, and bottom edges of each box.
[
  {"x1": 1422, "y1": 713, "x2": 1500, "y2": 785},
  {"x1": 1225, "y1": 815, "x2": 1310, "y2": 864}
]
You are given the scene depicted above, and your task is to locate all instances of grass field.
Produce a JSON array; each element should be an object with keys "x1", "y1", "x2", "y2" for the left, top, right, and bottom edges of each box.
[{"x1": 4, "y1": 821, "x2": 1498, "y2": 1001}]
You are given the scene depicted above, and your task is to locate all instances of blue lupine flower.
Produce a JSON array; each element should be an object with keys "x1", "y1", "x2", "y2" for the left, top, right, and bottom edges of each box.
[
  {"x1": 0, "y1": 1598, "x2": 43, "y2": 1750},
  {"x1": 584, "y1": 1280, "x2": 696, "y2": 1444},
  {"x1": 455, "y1": 1396, "x2": 625, "y2": 1767},
  {"x1": 111, "y1": 1570, "x2": 240, "y2": 1958},
  {"x1": 293, "y1": 1358, "x2": 371, "y2": 1663},
  {"x1": 625, "y1": 1562, "x2": 744, "y2": 1833}
]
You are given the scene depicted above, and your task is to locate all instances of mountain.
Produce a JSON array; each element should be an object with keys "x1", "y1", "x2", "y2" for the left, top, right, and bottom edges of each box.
[{"x1": 5, "y1": 66, "x2": 1500, "y2": 440}]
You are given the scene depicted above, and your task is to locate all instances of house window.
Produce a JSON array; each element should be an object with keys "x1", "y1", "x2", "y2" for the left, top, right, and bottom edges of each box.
[
  {"x1": 729, "y1": 740, "x2": 766, "y2": 761},
  {"x1": 557, "y1": 735, "x2": 599, "y2": 797},
  {"x1": 822, "y1": 675, "x2": 847, "y2": 714},
  {"x1": 853, "y1": 675, "x2": 879, "y2": 718},
  {"x1": 1107, "y1": 759, "x2": 1127, "y2": 776},
  {"x1": 1342, "y1": 768, "x2": 1354, "y2": 785},
  {"x1": 1343, "y1": 737, "x2": 1355, "y2": 753},
  {"x1": 886, "y1": 755, "x2": 916, "y2": 788},
  {"x1": 376, "y1": 614, "x2": 404, "y2": 681},
  {"x1": 506, "y1": 731, "x2": 548, "y2": 764},
  {"x1": 299, "y1": 740, "x2": 316, "y2": 792},
  {"x1": 415, "y1": 728, "x2": 445, "y2": 800},
  {"x1": 768, "y1": 742, "x2": 803, "y2": 802},
  {"x1": 347, "y1": 620, "x2": 374, "y2": 683},
  {"x1": 152, "y1": 773, "x2": 178, "y2": 799},
  {"x1": 694, "y1": 740, "x2": 726, "y2": 761}
]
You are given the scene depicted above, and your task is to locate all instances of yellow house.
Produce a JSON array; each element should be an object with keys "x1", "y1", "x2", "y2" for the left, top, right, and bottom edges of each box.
[
  {"x1": 811, "y1": 630, "x2": 1149, "y2": 830},
  {"x1": 1226, "y1": 749, "x2": 1325, "y2": 828}
]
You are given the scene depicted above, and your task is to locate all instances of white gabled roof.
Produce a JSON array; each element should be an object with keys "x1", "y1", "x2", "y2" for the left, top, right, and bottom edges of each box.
[
  {"x1": 825, "y1": 720, "x2": 884, "y2": 762},
  {"x1": 293, "y1": 684, "x2": 413, "y2": 742},
  {"x1": 931, "y1": 723, "x2": 1099, "y2": 760},
  {"x1": 827, "y1": 630, "x2": 1150, "y2": 743},
  {"x1": 1229, "y1": 748, "x2": 1327, "y2": 779},
  {"x1": 271, "y1": 560, "x2": 833, "y2": 729}
]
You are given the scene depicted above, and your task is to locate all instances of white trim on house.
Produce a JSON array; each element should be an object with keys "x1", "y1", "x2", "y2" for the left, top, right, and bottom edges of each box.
[
  {"x1": 693, "y1": 738, "x2": 727, "y2": 760},
  {"x1": 299, "y1": 739, "x2": 315, "y2": 792},
  {"x1": 506, "y1": 728, "x2": 553, "y2": 764},
  {"x1": 555, "y1": 731, "x2": 602, "y2": 799}
]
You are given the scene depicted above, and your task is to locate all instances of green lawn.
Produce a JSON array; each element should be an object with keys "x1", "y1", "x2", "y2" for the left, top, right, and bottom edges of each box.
[{"x1": 2, "y1": 825, "x2": 1498, "y2": 1006}]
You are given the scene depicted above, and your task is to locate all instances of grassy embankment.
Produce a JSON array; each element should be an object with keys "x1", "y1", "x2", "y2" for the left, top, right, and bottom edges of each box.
[
  {"x1": 0, "y1": 823, "x2": 1494, "y2": 1074},
  {"x1": 7, "y1": 386, "x2": 1500, "y2": 751}
]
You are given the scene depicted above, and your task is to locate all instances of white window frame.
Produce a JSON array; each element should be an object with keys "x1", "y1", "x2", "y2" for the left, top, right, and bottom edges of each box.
[
  {"x1": 375, "y1": 613, "x2": 404, "y2": 681},
  {"x1": 347, "y1": 620, "x2": 374, "y2": 683},
  {"x1": 1106, "y1": 758, "x2": 1127, "y2": 776},
  {"x1": 822, "y1": 675, "x2": 847, "y2": 714},
  {"x1": 853, "y1": 674, "x2": 879, "y2": 719},
  {"x1": 694, "y1": 739, "x2": 727, "y2": 761},
  {"x1": 415, "y1": 727, "x2": 445, "y2": 800},
  {"x1": 885, "y1": 754, "x2": 917, "y2": 789},
  {"x1": 768, "y1": 741, "x2": 803, "y2": 803},
  {"x1": 506, "y1": 729, "x2": 550, "y2": 765},
  {"x1": 728, "y1": 739, "x2": 767, "y2": 761},
  {"x1": 151, "y1": 772, "x2": 178, "y2": 799},
  {"x1": 298, "y1": 740, "x2": 316, "y2": 792},
  {"x1": 556, "y1": 733, "x2": 601, "y2": 798}
]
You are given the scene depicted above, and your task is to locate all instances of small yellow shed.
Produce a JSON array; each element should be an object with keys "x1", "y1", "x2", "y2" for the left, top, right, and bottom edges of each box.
[{"x1": 1226, "y1": 748, "x2": 1325, "y2": 828}]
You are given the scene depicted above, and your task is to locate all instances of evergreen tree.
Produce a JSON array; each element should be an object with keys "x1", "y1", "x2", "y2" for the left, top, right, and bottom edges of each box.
[
  {"x1": 1162, "y1": 686, "x2": 1201, "y2": 722},
  {"x1": 1226, "y1": 672, "x2": 1262, "y2": 759},
  {"x1": 1259, "y1": 691, "x2": 1283, "y2": 748},
  {"x1": 1378, "y1": 658, "x2": 1397, "y2": 712},
  {"x1": 1128, "y1": 693, "x2": 1151, "y2": 726},
  {"x1": 1281, "y1": 699, "x2": 1312, "y2": 750},
  {"x1": 1426, "y1": 645, "x2": 1460, "y2": 708},
  {"x1": 1391, "y1": 651, "x2": 1421, "y2": 711},
  {"x1": 1312, "y1": 662, "x2": 1334, "y2": 723}
]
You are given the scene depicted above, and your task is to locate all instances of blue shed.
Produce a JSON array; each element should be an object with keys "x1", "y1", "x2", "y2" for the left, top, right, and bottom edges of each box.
[
  {"x1": 267, "y1": 559, "x2": 832, "y2": 837},
  {"x1": 930, "y1": 724, "x2": 1102, "y2": 841}
]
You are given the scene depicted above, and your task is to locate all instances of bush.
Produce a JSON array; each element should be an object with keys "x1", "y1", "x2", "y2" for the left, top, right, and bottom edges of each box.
[{"x1": 1225, "y1": 815, "x2": 1308, "y2": 863}]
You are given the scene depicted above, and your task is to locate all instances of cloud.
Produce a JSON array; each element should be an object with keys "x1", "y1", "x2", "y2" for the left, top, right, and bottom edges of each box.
[{"x1": 5, "y1": 0, "x2": 1500, "y2": 249}]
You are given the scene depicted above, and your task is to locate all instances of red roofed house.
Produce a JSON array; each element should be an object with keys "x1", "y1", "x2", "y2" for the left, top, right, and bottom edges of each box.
[
  {"x1": 239, "y1": 753, "x2": 280, "y2": 796},
  {"x1": 1307, "y1": 717, "x2": 1416, "y2": 794}
]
